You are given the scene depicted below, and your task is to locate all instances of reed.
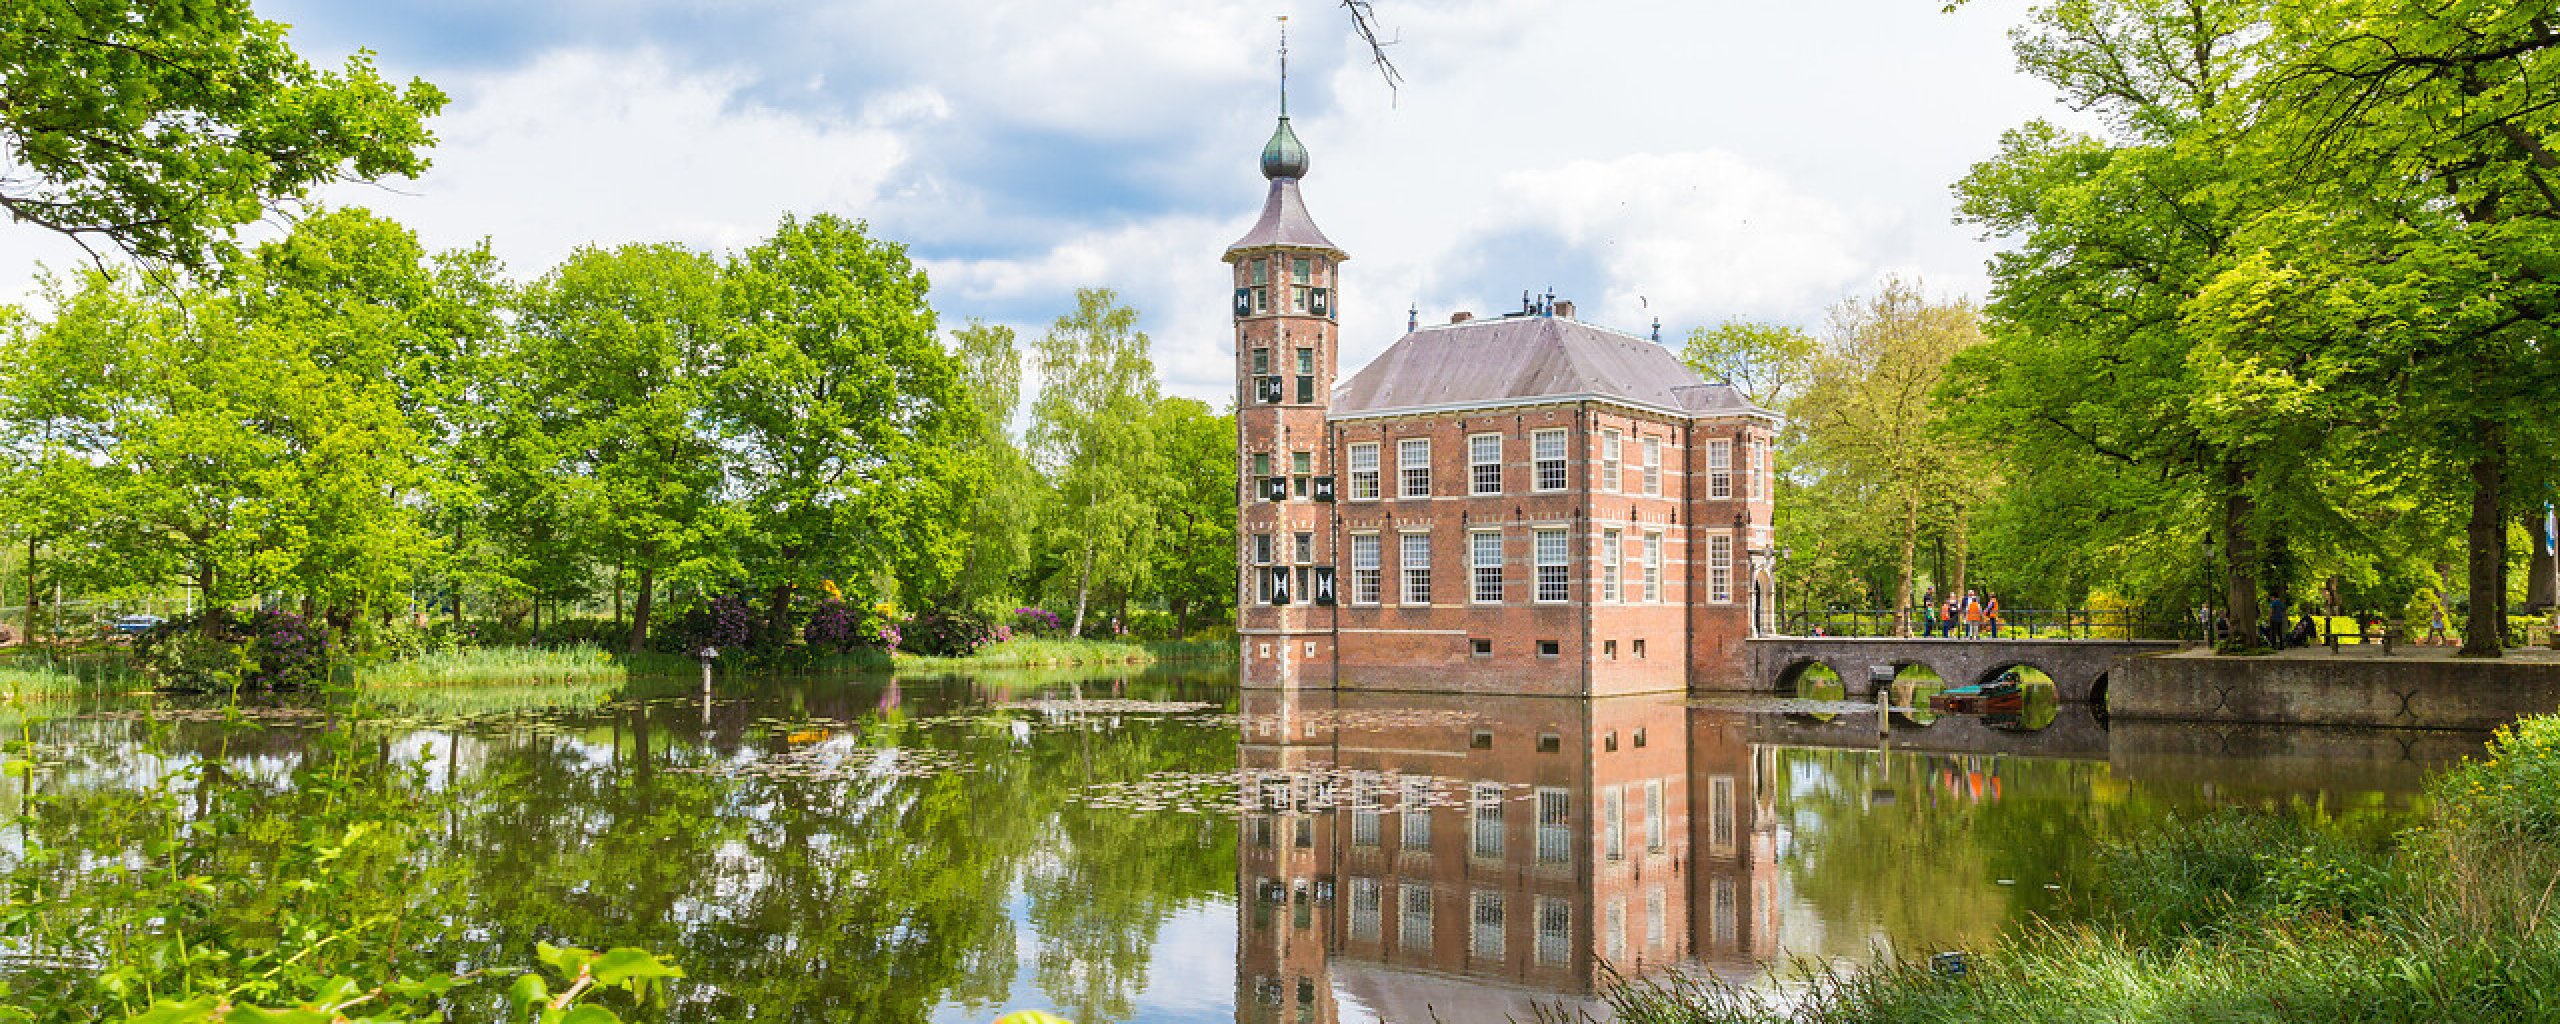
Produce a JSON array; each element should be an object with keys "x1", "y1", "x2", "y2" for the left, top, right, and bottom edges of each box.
[{"x1": 358, "y1": 644, "x2": 627, "y2": 688}]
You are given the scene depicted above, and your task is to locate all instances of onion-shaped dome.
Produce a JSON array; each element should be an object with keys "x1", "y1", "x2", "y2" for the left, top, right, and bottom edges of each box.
[{"x1": 1260, "y1": 116, "x2": 1309, "y2": 180}]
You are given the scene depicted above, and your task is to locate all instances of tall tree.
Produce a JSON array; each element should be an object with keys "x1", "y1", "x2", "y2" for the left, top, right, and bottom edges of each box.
[
  {"x1": 0, "y1": 0, "x2": 445, "y2": 266},
  {"x1": 1143, "y1": 397, "x2": 1237, "y2": 638},
  {"x1": 517, "y1": 243, "x2": 734, "y2": 651},
  {"x1": 718, "y1": 214, "x2": 968, "y2": 642},
  {"x1": 1682, "y1": 317, "x2": 1815, "y2": 412},
  {"x1": 940, "y1": 320, "x2": 1039, "y2": 614},
  {"x1": 1028, "y1": 289, "x2": 1162, "y2": 637},
  {"x1": 1794, "y1": 278, "x2": 1982, "y2": 636}
]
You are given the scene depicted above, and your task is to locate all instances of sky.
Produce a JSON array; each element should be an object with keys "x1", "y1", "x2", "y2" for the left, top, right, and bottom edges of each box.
[{"x1": 0, "y1": 0, "x2": 2080, "y2": 405}]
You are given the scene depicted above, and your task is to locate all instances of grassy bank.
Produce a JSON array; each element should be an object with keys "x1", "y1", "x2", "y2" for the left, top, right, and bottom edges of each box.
[
  {"x1": 357, "y1": 645, "x2": 627, "y2": 688},
  {"x1": 894, "y1": 637, "x2": 1233, "y2": 670},
  {"x1": 1612, "y1": 716, "x2": 2560, "y2": 1023}
]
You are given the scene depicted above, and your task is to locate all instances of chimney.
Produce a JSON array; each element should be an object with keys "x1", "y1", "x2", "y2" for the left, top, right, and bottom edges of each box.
[
  {"x1": 1450, "y1": 311, "x2": 1474, "y2": 324},
  {"x1": 1553, "y1": 299, "x2": 1575, "y2": 319}
]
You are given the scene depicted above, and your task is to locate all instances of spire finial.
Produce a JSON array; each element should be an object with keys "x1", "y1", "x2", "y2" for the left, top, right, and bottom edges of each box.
[{"x1": 1277, "y1": 15, "x2": 1289, "y2": 117}]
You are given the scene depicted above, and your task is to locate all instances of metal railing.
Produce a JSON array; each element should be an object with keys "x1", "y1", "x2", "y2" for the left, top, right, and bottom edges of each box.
[{"x1": 1774, "y1": 608, "x2": 2198, "y2": 642}]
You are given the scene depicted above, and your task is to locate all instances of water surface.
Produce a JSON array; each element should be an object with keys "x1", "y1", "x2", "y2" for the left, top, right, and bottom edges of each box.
[{"x1": 1, "y1": 668, "x2": 2478, "y2": 1023}]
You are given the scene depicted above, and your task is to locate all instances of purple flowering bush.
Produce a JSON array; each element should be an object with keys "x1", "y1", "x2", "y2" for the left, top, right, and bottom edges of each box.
[
  {"x1": 1013, "y1": 607, "x2": 1064, "y2": 637},
  {"x1": 656, "y1": 593, "x2": 759, "y2": 655},
  {"x1": 132, "y1": 609, "x2": 335, "y2": 691},
  {"x1": 804, "y1": 599, "x2": 901, "y2": 653},
  {"x1": 903, "y1": 610, "x2": 1005, "y2": 658}
]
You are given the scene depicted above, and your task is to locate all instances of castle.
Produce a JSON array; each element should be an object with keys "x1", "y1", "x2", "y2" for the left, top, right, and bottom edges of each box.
[{"x1": 1230, "y1": 107, "x2": 1779, "y2": 695}]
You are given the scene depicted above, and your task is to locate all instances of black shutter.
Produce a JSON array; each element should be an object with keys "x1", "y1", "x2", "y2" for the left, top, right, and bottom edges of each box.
[
  {"x1": 1312, "y1": 287, "x2": 1330, "y2": 317},
  {"x1": 1311, "y1": 475, "x2": 1336, "y2": 502},
  {"x1": 1270, "y1": 567, "x2": 1292, "y2": 605},
  {"x1": 1263, "y1": 476, "x2": 1290, "y2": 502},
  {"x1": 1258, "y1": 375, "x2": 1284, "y2": 403},
  {"x1": 1313, "y1": 567, "x2": 1337, "y2": 606},
  {"x1": 1234, "y1": 287, "x2": 1253, "y2": 317}
]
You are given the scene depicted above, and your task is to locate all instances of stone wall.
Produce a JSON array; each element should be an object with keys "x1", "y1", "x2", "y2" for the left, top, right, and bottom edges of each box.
[{"x1": 2110, "y1": 654, "x2": 2560, "y2": 730}]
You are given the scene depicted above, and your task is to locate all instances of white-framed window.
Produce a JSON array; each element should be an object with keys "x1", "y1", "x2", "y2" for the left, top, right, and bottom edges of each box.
[
  {"x1": 1472, "y1": 890, "x2": 1506, "y2": 958},
  {"x1": 1536, "y1": 788, "x2": 1571, "y2": 866},
  {"x1": 1469, "y1": 433, "x2": 1503, "y2": 495},
  {"x1": 1644, "y1": 530, "x2": 1664, "y2": 603},
  {"x1": 1710, "y1": 775, "x2": 1736, "y2": 849},
  {"x1": 1469, "y1": 530, "x2": 1504, "y2": 604},
  {"x1": 1400, "y1": 777, "x2": 1433, "y2": 850},
  {"x1": 1710, "y1": 534, "x2": 1733, "y2": 603},
  {"x1": 1645, "y1": 779, "x2": 1666, "y2": 853},
  {"x1": 1645, "y1": 887, "x2": 1667, "y2": 949},
  {"x1": 1603, "y1": 785, "x2": 1625, "y2": 862},
  {"x1": 1350, "y1": 533, "x2": 1382, "y2": 605},
  {"x1": 1536, "y1": 897, "x2": 1572, "y2": 967},
  {"x1": 1399, "y1": 882, "x2": 1434, "y2": 948},
  {"x1": 1643, "y1": 436, "x2": 1664, "y2": 496},
  {"x1": 1291, "y1": 257, "x2": 1313, "y2": 312},
  {"x1": 1534, "y1": 528, "x2": 1569, "y2": 603},
  {"x1": 1249, "y1": 259, "x2": 1269, "y2": 312},
  {"x1": 1605, "y1": 897, "x2": 1628, "y2": 965},
  {"x1": 1471, "y1": 782, "x2": 1505, "y2": 859},
  {"x1": 1351, "y1": 780, "x2": 1381, "y2": 847},
  {"x1": 1533, "y1": 429, "x2": 1568, "y2": 491},
  {"x1": 1601, "y1": 429, "x2": 1622, "y2": 492},
  {"x1": 1253, "y1": 533, "x2": 1274, "y2": 604},
  {"x1": 1601, "y1": 529, "x2": 1622, "y2": 603},
  {"x1": 1401, "y1": 532, "x2": 1433, "y2": 605},
  {"x1": 1399, "y1": 438, "x2": 1431, "y2": 498},
  {"x1": 1350, "y1": 876, "x2": 1382, "y2": 941},
  {"x1": 1348, "y1": 442, "x2": 1380, "y2": 500},
  {"x1": 1707, "y1": 438, "x2": 1731, "y2": 499}
]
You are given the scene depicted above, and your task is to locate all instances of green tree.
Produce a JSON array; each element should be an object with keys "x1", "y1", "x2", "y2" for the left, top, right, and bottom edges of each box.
[
  {"x1": 1028, "y1": 289, "x2": 1162, "y2": 637},
  {"x1": 1143, "y1": 397, "x2": 1237, "y2": 638},
  {"x1": 1682, "y1": 317, "x2": 1814, "y2": 411},
  {"x1": 941, "y1": 319, "x2": 1041, "y2": 614},
  {"x1": 0, "y1": 0, "x2": 445, "y2": 266},
  {"x1": 718, "y1": 214, "x2": 968, "y2": 640},
  {"x1": 1794, "y1": 278, "x2": 1983, "y2": 636},
  {"x1": 517, "y1": 243, "x2": 735, "y2": 650}
]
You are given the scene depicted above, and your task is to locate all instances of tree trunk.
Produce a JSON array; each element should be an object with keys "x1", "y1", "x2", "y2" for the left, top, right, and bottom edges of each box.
[
  {"x1": 628, "y1": 564, "x2": 656, "y2": 653},
  {"x1": 1172, "y1": 596, "x2": 1191, "y2": 640},
  {"x1": 2222, "y1": 465, "x2": 2260, "y2": 651},
  {"x1": 530, "y1": 599, "x2": 540, "y2": 640},
  {"x1": 1893, "y1": 491, "x2": 1918, "y2": 637},
  {"x1": 1070, "y1": 544, "x2": 1096, "y2": 638},
  {"x1": 767, "y1": 582, "x2": 796, "y2": 649},
  {"x1": 21, "y1": 536, "x2": 35, "y2": 645},
  {"x1": 2463, "y1": 432, "x2": 2506, "y2": 657},
  {"x1": 1950, "y1": 503, "x2": 1971, "y2": 602},
  {"x1": 2528, "y1": 510, "x2": 2558, "y2": 613}
]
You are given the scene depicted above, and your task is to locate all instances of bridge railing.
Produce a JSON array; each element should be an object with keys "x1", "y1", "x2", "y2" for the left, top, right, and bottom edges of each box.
[{"x1": 1774, "y1": 608, "x2": 2198, "y2": 642}]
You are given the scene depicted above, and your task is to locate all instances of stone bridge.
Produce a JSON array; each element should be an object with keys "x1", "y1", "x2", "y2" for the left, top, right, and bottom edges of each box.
[{"x1": 1738, "y1": 637, "x2": 2186, "y2": 704}]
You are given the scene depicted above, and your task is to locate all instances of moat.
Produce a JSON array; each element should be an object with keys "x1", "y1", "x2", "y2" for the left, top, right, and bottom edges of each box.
[{"x1": 0, "y1": 668, "x2": 2479, "y2": 1023}]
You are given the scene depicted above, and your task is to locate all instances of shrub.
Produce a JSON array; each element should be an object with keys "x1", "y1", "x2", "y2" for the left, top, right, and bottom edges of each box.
[
  {"x1": 656, "y1": 593, "x2": 759, "y2": 655},
  {"x1": 1013, "y1": 607, "x2": 1064, "y2": 637},
  {"x1": 131, "y1": 609, "x2": 334, "y2": 692},
  {"x1": 805, "y1": 599, "x2": 899, "y2": 653},
  {"x1": 903, "y1": 610, "x2": 1007, "y2": 658}
]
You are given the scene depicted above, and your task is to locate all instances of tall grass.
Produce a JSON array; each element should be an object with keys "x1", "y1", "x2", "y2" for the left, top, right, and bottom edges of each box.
[
  {"x1": 894, "y1": 636, "x2": 1234, "y2": 669},
  {"x1": 358, "y1": 645, "x2": 627, "y2": 688},
  {"x1": 1595, "y1": 713, "x2": 2560, "y2": 1023},
  {"x1": 0, "y1": 656, "x2": 143, "y2": 698}
]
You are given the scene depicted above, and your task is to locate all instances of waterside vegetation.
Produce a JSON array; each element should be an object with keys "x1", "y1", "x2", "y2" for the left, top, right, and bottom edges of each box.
[{"x1": 1602, "y1": 713, "x2": 2560, "y2": 1024}]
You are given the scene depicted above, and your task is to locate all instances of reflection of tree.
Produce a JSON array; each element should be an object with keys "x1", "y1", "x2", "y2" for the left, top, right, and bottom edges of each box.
[{"x1": 1770, "y1": 749, "x2": 2148, "y2": 956}]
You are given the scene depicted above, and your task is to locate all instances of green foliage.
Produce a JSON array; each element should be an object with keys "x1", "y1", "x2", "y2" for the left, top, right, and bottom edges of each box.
[
  {"x1": 1681, "y1": 317, "x2": 1814, "y2": 411},
  {"x1": 357, "y1": 645, "x2": 626, "y2": 689},
  {"x1": 1029, "y1": 289, "x2": 1163, "y2": 636},
  {"x1": 0, "y1": 0, "x2": 445, "y2": 268}
]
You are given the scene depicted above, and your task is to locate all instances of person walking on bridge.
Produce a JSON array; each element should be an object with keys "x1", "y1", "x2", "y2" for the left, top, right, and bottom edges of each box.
[
  {"x1": 1985, "y1": 592, "x2": 2003, "y2": 638},
  {"x1": 1942, "y1": 593, "x2": 1961, "y2": 638},
  {"x1": 1920, "y1": 587, "x2": 1939, "y2": 638},
  {"x1": 1963, "y1": 589, "x2": 1984, "y2": 639}
]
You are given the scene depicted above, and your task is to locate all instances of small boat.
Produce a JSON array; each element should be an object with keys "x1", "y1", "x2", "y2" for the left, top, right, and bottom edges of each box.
[{"x1": 1928, "y1": 680, "x2": 2026, "y2": 716}]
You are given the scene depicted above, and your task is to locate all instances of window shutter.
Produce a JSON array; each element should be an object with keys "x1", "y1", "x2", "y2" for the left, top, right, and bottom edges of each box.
[
  {"x1": 1234, "y1": 287, "x2": 1253, "y2": 317},
  {"x1": 1311, "y1": 475, "x2": 1337, "y2": 502},
  {"x1": 1312, "y1": 567, "x2": 1337, "y2": 605},
  {"x1": 1312, "y1": 287, "x2": 1330, "y2": 317},
  {"x1": 1270, "y1": 567, "x2": 1293, "y2": 605},
  {"x1": 1258, "y1": 375, "x2": 1284, "y2": 403},
  {"x1": 1263, "y1": 476, "x2": 1290, "y2": 502}
]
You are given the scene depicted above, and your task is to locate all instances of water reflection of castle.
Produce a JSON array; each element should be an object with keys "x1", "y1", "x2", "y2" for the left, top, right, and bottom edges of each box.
[{"x1": 1235, "y1": 692, "x2": 1779, "y2": 1023}]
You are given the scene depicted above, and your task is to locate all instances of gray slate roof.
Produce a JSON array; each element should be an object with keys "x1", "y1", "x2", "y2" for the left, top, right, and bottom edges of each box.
[
  {"x1": 1333, "y1": 314, "x2": 1775, "y2": 420},
  {"x1": 1225, "y1": 178, "x2": 1340, "y2": 257}
]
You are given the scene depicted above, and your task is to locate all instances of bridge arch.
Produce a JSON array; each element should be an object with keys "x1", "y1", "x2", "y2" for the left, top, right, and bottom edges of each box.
[{"x1": 1774, "y1": 658, "x2": 1845, "y2": 697}]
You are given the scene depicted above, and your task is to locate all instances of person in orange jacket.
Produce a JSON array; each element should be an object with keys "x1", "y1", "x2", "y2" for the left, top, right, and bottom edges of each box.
[{"x1": 1985, "y1": 592, "x2": 2003, "y2": 638}]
